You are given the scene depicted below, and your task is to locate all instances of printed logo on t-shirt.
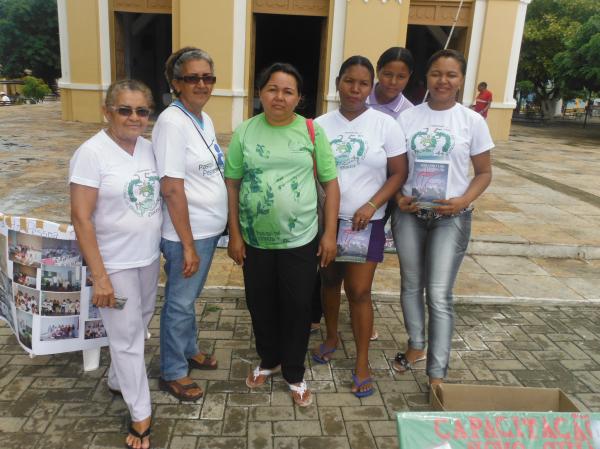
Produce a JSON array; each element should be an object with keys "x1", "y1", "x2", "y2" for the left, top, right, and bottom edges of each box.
[
  {"x1": 214, "y1": 142, "x2": 225, "y2": 169},
  {"x1": 123, "y1": 169, "x2": 161, "y2": 217},
  {"x1": 255, "y1": 143, "x2": 271, "y2": 159},
  {"x1": 409, "y1": 126, "x2": 455, "y2": 160},
  {"x1": 330, "y1": 132, "x2": 368, "y2": 169}
]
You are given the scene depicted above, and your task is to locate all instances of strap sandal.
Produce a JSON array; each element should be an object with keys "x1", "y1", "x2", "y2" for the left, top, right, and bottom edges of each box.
[
  {"x1": 351, "y1": 373, "x2": 374, "y2": 398},
  {"x1": 125, "y1": 422, "x2": 151, "y2": 449},
  {"x1": 246, "y1": 365, "x2": 281, "y2": 388},
  {"x1": 289, "y1": 381, "x2": 313, "y2": 407},
  {"x1": 392, "y1": 352, "x2": 426, "y2": 373},
  {"x1": 312, "y1": 343, "x2": 336, "y2": 364},
  {"x1": 188, "y1": 352, "x2": 218, "y2": 370},
  {"x1": 158, "y1": 377, "x2": 203, "y2": 402}
]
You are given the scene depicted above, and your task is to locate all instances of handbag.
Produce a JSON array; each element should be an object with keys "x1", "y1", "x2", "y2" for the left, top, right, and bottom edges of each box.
[{"x1": 306, "y1": 119, "x2": 326, "y2": 236}]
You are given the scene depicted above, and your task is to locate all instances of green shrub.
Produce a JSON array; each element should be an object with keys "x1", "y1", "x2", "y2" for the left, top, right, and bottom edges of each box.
[{"x1": 21, "y1": 75, "x2": 51, "y2": 102}]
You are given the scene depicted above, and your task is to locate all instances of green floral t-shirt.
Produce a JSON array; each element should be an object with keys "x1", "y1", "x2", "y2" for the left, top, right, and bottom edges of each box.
[{"x1": 224, "y1": 113, "x2": 337, "y2": 249}]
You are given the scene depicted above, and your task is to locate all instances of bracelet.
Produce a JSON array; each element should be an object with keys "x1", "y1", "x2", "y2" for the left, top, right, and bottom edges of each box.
[{"x1": 367, "y1": 201, "x2": 378, "y2": 210}]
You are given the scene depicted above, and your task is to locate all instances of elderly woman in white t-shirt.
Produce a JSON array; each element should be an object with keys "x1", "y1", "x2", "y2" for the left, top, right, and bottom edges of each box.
[
  {"x1": 70, "y1": 79, "x2": 160, "y2": 449},
  {"x1": 391, "y1": 49, "x2": 493, "y2": 387},
  {"x1": 152, "y1": 47, "x2": 227, "y2": 402}
]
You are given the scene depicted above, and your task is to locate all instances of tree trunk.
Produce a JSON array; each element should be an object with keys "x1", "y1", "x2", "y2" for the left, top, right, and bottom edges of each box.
[{"x1": 540, "y1": 98, "x2": 559, "y2": 120}]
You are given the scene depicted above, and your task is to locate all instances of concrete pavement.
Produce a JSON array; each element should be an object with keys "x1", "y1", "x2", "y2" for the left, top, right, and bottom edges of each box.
[{"x1": 1, "y1": 102, "x2": 600, "y2": 448}]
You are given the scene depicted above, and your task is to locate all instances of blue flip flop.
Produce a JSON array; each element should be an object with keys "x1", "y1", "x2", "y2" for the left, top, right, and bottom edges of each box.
[
  {"x1": 352, "y1": 374, "x2": 374, "y2": 398},
  {"x1": 312, "y1": 343, "x2": 336, "y2": 364}
]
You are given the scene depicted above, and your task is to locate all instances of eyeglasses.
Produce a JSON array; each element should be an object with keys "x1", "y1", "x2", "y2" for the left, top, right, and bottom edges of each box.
[
  {"x1": 176, "y1": 74, "x2": 217, "y2": 85},
  {"x1": 111, "y1": 106, "x2": 151, "y2": 118}
]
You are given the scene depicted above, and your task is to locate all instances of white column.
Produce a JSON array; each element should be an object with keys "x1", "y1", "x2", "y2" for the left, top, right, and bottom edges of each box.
[
  {"x1": 326, "y1": 0, "x2": 347, "y2": 111},
  {"x1": 462, "y1": 0, "x2": 486, "y2": 107},
  {"x1": 98, "y1": 0, "x2": 111, "y2": 94},
  {"x1": 231, "y1": 0, "x2": 248, "y2": 129},
  {"x1": 56, "y1": 0, "x2": 71, "y2": 85},
  {"x1": 503, "y1": 0, "x2": 531, "y2": 107}
]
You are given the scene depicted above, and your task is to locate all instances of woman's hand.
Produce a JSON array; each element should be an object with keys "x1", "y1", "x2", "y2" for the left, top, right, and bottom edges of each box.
[
  {"x1": 317, "y1": 232, "x2": 337, "y2": 267},
  {"x1": 227, "y1": 234, "x2": 246, "y2": 267},
  {"x1": 351, "y1": 203, "x2": 376, "y2": 231},
  {"x1": 396, "y1": 194, "x2": 418, "y2": 213},
  {"x1": 433, "y1": 197, "x2": 469, "y2": 216},
  {"x1": 182, "y1": 245, "x2": 200, "y2": 278},
  {"x1": 92, "y1": 274, "x2": 115, "y2": 308}
]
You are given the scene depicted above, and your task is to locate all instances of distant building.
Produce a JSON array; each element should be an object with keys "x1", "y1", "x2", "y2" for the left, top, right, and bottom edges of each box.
[{"x1": 56, "y1": 0, "x2": 531, "y2": 141}]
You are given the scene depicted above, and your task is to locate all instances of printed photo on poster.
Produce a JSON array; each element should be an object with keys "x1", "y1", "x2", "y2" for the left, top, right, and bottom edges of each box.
[
  {"x1": 13, "y1": 262, "x2": 38, "y2": 289},
  {"x1": 41, "y1": 238, "x2": 81, "y2": 266},
  {"x1": 16, "y1": 309, "x2": 33, "y2": 349},
  {"x1": 41, "y1": 265, "x2": 81, "y2": 292},
  {"x1": 0, "y1": 271, "x2": 12, "y2": 305},
  {"x1": 84, "y1": 319, "x2": 107, "y2": 339},
  {"x1": 0, "y1": 232, "x2": 7, "y2": 273},
  {"x1": 88, "y1": 301, "x2": 100, "y2": 319},
  {"x1": 14, "y1": 284, "x2": 40, "y2": 314},
  {"x1": 8, "y1": 230, "x2": 42, "y2": 268},
  {"x1": 40, "y1": 315, "x2": 79, "y2": 341},
  {"x1": 41, "y1": 291, "x2": 80, "y2": 316}
]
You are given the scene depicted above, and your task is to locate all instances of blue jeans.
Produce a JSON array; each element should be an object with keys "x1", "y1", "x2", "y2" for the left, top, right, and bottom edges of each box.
[
  {"x1": 391, "y1": 209, "x2": 471, "y2": 379},
  {"x1": 160, "y1": 235, "x2": 220, "y2": 381}
]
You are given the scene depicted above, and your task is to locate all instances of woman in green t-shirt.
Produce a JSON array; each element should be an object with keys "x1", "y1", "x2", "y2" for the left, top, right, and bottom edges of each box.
[{"x1": 224, "y1": 63, "x2": 340, "y2": 407}]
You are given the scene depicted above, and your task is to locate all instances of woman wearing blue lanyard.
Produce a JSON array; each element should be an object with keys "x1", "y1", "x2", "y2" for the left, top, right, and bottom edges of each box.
[{"x1": 152, "y1": 47, "x2": 227, "y2": 401}]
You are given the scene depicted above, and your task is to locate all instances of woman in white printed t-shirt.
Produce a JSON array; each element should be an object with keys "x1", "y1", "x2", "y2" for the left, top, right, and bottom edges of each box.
[
  {"x1": 70, "y1": 79, "x2": 160, "y2": 449},
  {"x1": 390, "y1": 49, "x2": 494, "y2": 387},
  {"x1": 152, "y1": 47, "x2": 227, "y2": 402},
  {"x1": 313, "y1": 56, "x2": 408, "y2": 398}
]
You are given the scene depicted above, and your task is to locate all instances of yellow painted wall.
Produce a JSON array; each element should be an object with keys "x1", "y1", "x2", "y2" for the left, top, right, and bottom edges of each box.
[
  {"x1": 172, "y1": 0, "x2": 236, "y2": 131},
  {"x1": 61, "y1": 0, "x2": 104, "y2": 122},
  {"x1": 476, "y1": 0, "x2": 520, "y2": 141},
  {"x1": 344, "y1": 1, "x2": 409, "y2": 63}
]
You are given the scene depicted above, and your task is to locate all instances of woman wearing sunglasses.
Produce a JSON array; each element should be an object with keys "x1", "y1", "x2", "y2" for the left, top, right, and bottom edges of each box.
[
  {"x1": 70, "y1": 79, "x2": 159, "y2": 449},
  {"x1": 152, "y1": 47, "x2": 227, "y2": 401}
]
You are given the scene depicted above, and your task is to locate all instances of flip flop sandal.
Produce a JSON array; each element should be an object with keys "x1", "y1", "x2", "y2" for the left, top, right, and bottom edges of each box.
[
  {"x1": 352, "y1": 374, "x2": 374, "y2": 398},
  {"x1": 126, "y1": 422, "x2": 151, "y2": 449},
  {"x1": 392, "y1": 352, "x2": 426, "y2": 373},
  {"x1": 370, "y1": 330, "x2": 379, "y2": 341},
  {"x1": 158, "y1": 377, "x2": 203, "y2": 401},
  {"x1": 246, "y1": 365, "x2": 281, "y2": 388},
  {"x1": 312, "y1": 343, "x2": 337, "y2": 364},
  {"x1": 188, "y1": 352, "x2": 218, "y2": 370},
  {"x1": 289, "y1": 381, "x2": 313, "y2": 407}
]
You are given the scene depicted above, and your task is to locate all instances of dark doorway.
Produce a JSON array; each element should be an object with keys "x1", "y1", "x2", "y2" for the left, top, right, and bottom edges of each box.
[
  {"x1": 252, "y1": 13, "x2": 325, "y2": 118},
  {"x1": 114, "y1": 12, "x2": 172, "y2": 114},
  {"x1": 404, "y1": 24, "x2": 468, "y2": 105}
]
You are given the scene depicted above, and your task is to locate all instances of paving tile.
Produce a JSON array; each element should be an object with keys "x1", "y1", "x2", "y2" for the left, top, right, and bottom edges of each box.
[
  {"x1": 273, "y1": 420, "x2": 322, "y2": 437},
  {"x1": 298, "y1": 437, "x2": 350, "y2": 449},
  {"x1": 319, "y1": 407, "x2": 345, "y2": 436},
  {"x1": 248, "y1": 422, "x2": 273, "y2": 449}
]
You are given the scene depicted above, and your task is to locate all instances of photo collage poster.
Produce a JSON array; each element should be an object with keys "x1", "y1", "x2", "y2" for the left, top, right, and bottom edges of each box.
[{"x1": 0, "y1": 213, "x2": 108, "y2": 355}]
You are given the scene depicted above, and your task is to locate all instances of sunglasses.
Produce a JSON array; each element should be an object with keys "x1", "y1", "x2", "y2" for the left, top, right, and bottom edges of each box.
[
  {"x1": 111, "y1": 106, "x2": 151, "y2": 118},
  {"x1": 176, "y1": 74, "x2": 217, "y2": 85}
]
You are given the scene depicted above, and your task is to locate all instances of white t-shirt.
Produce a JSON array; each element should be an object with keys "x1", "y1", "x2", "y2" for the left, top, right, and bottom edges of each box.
[
  {"x1": 152, "y1": 105, "x2": 228, "y2": 241},
  {"x1": 399, "y1": 103, "x2": 494, "y2": 199},
  {"x1": 69, "y1": 130, "x2": 162, "y2": 270},
  {"x1": 315, "y1": 108, "x2": 406, "y2": 220}
]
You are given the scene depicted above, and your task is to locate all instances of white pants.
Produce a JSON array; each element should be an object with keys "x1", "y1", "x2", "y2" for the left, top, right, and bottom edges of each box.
[{"x1": 99, "y1": 260, "x2": 159, "y2": 422}]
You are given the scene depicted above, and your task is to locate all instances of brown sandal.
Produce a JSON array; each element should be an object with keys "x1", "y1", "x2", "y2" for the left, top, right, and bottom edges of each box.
[
  {"x1": 158, "y1": 377, "x2": 203, "y2": 401},
  {"x1": 188, "y1": 352, "x2": 218, "y2": 370}
]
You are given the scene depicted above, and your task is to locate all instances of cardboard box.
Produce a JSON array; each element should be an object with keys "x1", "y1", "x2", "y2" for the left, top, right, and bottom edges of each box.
[{"x1": 431, "y1": 383, "x2": 580, "y2": 412}]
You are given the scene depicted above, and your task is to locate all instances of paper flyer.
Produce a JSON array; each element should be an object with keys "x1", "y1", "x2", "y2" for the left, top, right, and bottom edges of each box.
[
  {"x1": 336, "y1": 220, "x2": 372, "y2": 263},
  {"x1": 0, "y1": 213, "x2": 108, "y2": 355},
  {"x1": 412, "y1": 160, "x2": 450, "y2": 209}
]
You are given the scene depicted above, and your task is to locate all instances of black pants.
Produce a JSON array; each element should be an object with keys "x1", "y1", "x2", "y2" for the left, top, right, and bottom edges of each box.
[
  {"x1": 311, "y1": 271, "x2": 322, "y2": 324},
  {"x1": 243, "y1": 238, "x2": 318, "y2": 384}
]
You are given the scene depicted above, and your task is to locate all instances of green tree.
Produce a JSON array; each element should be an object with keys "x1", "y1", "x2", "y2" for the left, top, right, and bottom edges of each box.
[
  {"x1": 21, "y1": 75, "x2": 51, "y2": 102},
  {"x1": 0, "y1": 0, "x2": 60, "y2": 86},
  {"x1": 517, "y1": 0, "x2": 600, "y2": 118}
]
